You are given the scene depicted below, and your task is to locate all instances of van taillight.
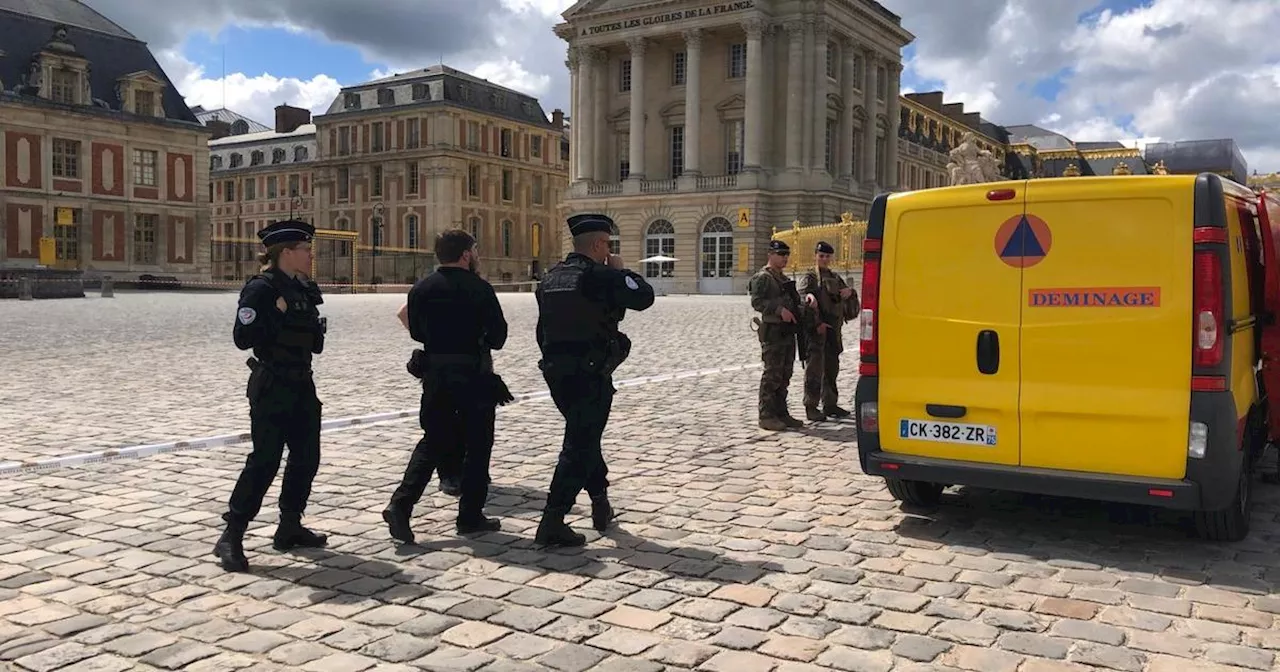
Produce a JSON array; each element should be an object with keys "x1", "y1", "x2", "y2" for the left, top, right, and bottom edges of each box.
[
  {"x1": 860, "y1": 253, "x2": 881, "y2": 375},
  {"x1": 1192, "y1": 249, "x2": 1224, "y2": 368}
]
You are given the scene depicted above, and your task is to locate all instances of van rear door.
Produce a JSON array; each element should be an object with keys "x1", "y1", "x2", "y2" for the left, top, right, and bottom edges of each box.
[
  {"x1": 1018, "y1": 177, "x2": 1193, "y2": 479},
  {"x1": 877, "y1": 184, "x2": 1025, "y2": 466}
]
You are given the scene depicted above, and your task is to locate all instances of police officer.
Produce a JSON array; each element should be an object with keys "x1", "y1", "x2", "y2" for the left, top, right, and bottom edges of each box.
[
  {"x1": 534, "y1": 213, "x2": 655, "y2": 547},
  {"x1": 215, "y1": 219, "x2": 329, "y2": 573},
  {"x1": 749, "y1": 239, "x2": 808, "y2": 431},
  {"x1": 397, "y1": 301, "x2": 464, "y2": 497},
  {"x1": 383, "y1": 228, "x2": 509, "y2": 544},
  {"x1": 799, "y1": 240, "x2": 858, "y2": 421}
]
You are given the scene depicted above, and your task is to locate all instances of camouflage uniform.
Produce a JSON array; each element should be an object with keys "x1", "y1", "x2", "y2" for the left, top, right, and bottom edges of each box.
[
  {"x1": 749, "y1": 261, "x2": 808, "y2": 430},
  {"x1": 799, "y1": 265, "x2": 859, "y2": 419}
]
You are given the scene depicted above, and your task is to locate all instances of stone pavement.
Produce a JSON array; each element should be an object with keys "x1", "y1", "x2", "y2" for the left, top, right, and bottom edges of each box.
[{"x1": 0, "y1": 293, "x2": 1279, "y2": 671}]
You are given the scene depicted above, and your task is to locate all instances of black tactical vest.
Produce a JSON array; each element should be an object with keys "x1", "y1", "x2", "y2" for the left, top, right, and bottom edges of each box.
[
  {"x1": 538, "y1": 257, "x2": 610, "y2": 350},
  {"x1": 255, "y1": 270, "x2": 319, "y2": 369}
]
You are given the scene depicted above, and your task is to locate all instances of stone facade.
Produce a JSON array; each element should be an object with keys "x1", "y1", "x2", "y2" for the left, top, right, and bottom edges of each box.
[
  {"x1": 0, "y1": 10, "x2": 210, "y2": 282},
  {"x1": 555, "y1": 0, "x2": 913, "y2": 294}
]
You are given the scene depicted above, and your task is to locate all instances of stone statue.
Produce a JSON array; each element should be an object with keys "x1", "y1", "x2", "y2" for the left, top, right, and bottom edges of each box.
[
  {"x1": 26, "y1": 59, "x2": 42, "y2": 91},
  {"x1": 946, "y1": 132, "x2": 1002, "y2": 185}
]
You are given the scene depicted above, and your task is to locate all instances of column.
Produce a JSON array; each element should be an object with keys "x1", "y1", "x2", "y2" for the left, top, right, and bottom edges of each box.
[
  {"x1": 743, "y1": 18, "x2": 765, "y2": 171},
  {"x1": 593, "y1": 49, "x2": 609, "y2": 184},
  {"x1": 839, "y1": 37, "x2": 856, "y2": 181},
  {"x1": 800, "y1": 18, "x2": 814, "y2": 169},
  {"x1": 861, "y1": 49, "x2": 878, "y2": 189},
  {"x1": 811, "y1": 23, "x2": 829, "y2": 172},
  {"x1": 683, "y1": 28, "x2": 703, "y2": 176},
  {"x1": 885, "y1": 62, "x2": 902, "y2": 190},
  {"x1": 577, "y1": 47, "x2": 595, "y2": 181},
  {"x1": 627, "y1": 38, "x2": 647, "y2": 181},
  {"x1": 567, "y1": 48, "x2": 582, "y2": 181},
  {"x1": 784, "y1": 20, "x2": 804, "y2": 171}
]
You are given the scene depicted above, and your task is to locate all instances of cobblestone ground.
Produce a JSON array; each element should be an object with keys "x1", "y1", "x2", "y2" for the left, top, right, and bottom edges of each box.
[{"x1": 1, "y1": 292, "x2": 1279, "y2": 671}]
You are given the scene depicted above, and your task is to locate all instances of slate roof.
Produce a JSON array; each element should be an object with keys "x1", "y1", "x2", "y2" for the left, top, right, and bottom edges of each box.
[
  {"x1": 318, "y1": 64, "x2": 558, "y2": 129},
  {"x1": 193, "y1": 107, "x2": 272, "y2": 134},
  {"x1": 1144, "y1": 139, "x2": 1248, "y2": 184},
  {"x1": 0, "y1": 0, "x2": 199, "y2": 125}
]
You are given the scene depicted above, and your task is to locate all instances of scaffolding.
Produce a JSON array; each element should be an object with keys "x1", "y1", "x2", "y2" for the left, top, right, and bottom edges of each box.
[{"x1": 770, "y1": 211, "x2": 869, "y2": 275}]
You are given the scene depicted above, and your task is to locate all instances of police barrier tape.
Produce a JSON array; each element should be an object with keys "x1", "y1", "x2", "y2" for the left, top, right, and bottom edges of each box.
[{"x1": 0, "y1": 362, "x2": 764, "y2": 476}]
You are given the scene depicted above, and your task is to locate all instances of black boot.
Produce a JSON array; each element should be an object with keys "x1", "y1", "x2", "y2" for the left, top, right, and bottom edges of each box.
[
  {"x1": 212, "y1": 522, "x2": 249, "y2": 573},
  {"x1": 456, "y1": 514, "x2": 501, "y2": 535},
  {"x1": 272, "y1": 514, "x2": 328, "y2": 551},
  {"x1": 382, "y1": 506, "x2": 414, "y2": 544},
  {"x1": 590, "y1": 493, "x2": 616, "y2": 532},
  {"x1": 534, "y1": 514, "x2": 586, "y2": 547},
  {"x1": 438, "y1": 477, "x2": 462, "y2": 497}
]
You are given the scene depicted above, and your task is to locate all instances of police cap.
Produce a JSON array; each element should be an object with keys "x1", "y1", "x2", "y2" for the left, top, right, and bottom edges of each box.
[
  {"x1": 815, "y1": 240, "x2": 835, "y2": 254},
  {"x1": 567, "y1": 213, "x2": 614, "y2": 237},
  {"x1": 768, "y1": 239, "x2": 790, "y2": 255},
  {"x1": 258, "y1": 219, "x2": 315, "y2": 247}
]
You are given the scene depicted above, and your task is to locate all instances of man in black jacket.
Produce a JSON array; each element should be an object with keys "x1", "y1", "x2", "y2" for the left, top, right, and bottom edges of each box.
[{"x1": 383, "y1": 229, "x2": 508, "y2": 544}]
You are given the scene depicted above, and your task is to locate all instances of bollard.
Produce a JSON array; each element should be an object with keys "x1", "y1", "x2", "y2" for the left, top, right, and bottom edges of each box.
[
  {"x1": 17, "y1": 276, "x2": 32, "y2": 301},
  {"x1": 100, "y1": 275, "x2": 114, "y2": 298}
]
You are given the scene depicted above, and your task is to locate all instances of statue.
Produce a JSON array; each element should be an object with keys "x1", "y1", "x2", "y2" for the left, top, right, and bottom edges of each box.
[
  {"x1": 1062, "y1": 163, "x2": 1082, "y2": 177},
  {"x1": 1152, "y1": 160, "x2": 1169, "y2": 176},
  {"x1": 1112, "y1": 161, "x2": 1132, "y2": 176},
  {"x1": 26, "y1": 59, "x2": 42, "y2": 92},
  {"x1": 947, "y1": 132, "x2": 1002, "y2": 185}
]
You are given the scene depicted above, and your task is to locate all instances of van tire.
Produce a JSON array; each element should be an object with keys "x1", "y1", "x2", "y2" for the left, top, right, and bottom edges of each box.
[
  {"x1": 886, "y1": 479, "x2": 944, "y2": 507},
  {"x1": 1193, "y1": 466, "x2": 1251, "y2": 542}
]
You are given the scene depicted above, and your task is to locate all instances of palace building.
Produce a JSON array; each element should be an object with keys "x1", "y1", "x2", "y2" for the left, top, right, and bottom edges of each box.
[
  {"x1": 309, "y1": 66, "x2": 570, "y2": 286},
  {"x1": 205, "y1": 104, "x2": 318, "y2": 281},
  {"x1": 0, "y1": 0, "x2": 210, "y2": 286},
  {"x1": 554, "y1": 0, "x2": 912, "y2": 294}
]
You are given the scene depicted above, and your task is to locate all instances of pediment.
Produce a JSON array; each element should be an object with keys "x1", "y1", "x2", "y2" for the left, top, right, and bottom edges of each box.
[
  {"x1": 564, "y1": 0, "x2": 668, "y2": 20},
  {"x1": 118, "y1": 70, "x2": 164, "y2": 87},
  {"x1": 715, "y1": 94, "x2": 745, "y2": 112}
]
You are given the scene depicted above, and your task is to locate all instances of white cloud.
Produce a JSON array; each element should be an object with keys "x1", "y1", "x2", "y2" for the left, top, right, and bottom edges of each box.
[{"x1": 156, "y1": 49, "x2": 342, "y2": 126}]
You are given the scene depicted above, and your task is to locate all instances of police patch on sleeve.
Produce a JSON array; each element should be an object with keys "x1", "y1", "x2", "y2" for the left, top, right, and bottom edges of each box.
[
  {"x1": 238, "y1": 307, "x2": 257, "y2": 325},
  {"x1": 625, "y1": 276, "x2": 639, "y2": 290}
]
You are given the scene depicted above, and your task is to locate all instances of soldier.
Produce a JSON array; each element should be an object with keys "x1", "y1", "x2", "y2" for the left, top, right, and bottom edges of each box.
[
  {"x1": 799, "y1": 241, "x2": 859, "y2": 421},
  {"x1": 533, "y1": 213, "x2": 656, "y2": 547},
  {"x1": 749, "y1": 239, "x2": 808, "y2": 431},
  {"x1": 215, "y1": 219, "x2": 329, "y2": 573},
  {"x1": 383, "y1": 229, "x2": 509, "y2": 544}
]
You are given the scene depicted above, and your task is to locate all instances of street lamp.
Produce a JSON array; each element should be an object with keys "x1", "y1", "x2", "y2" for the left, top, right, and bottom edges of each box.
[
  {"x1": 289, "y1": 195, "x2": 304, "y2": 219},
  {"x1": 371, "y1": 201, "x2": 384, "y2": 286}
]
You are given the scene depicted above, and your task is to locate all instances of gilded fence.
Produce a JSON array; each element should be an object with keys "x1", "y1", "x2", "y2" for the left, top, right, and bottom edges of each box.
[{"x1": 770, "y1": 212, "x2": 869, "y2": 275}]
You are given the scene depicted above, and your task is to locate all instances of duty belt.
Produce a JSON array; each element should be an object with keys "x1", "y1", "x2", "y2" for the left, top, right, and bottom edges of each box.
[
  {"x1": 426, "y1": 353, "x2": 482, "y2": 367},
  {"x1": 246, "y1": 357, "x2": 312, "y2": 381}
]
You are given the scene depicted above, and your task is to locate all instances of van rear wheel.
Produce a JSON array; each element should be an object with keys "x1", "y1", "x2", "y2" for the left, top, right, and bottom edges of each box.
[
  {"x1": 886, "y1": 479, "x2": 944, "y2": 507},
  {"x1": 1193, "y1": 466, "x2": 1252, "y2": 542}
]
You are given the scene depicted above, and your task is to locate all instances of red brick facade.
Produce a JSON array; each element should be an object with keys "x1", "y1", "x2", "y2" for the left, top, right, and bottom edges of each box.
[
  {"x1": 90, "y1": 142, "x2": 125, "y2": 197},
  {"x1": 165, "y1": 152, "x2": 195, "y2": 203},
  {"x1": 4, "y1": 203, "x2": 42, "y2": 258},
  {"x1": 5, "y1": 132, "x2": 43, "y2": 189},
  {"x1": 167, "y1": 216, "x2": 194, "y2": 263},
  {"x1": 91, "y1": 210, "x2": 126, "y2": 261}
]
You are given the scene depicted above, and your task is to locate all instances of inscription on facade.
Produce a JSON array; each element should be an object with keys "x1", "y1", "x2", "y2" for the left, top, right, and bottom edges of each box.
[{"x1": 581, "y1": 0, "x2": 754, "y2": 35}]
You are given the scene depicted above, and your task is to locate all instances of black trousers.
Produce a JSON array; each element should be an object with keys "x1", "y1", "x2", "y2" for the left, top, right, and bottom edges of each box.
[
  {"x1": 390, "y1": 372, "x2": 495, "y2": 520},
  {"x1": 225, "y1": 380, "x2": 321, "y2": 526},
  {"x1": 544, "y1": 371, "x2": 613, "y2": 518},
  {"x1": 414, "y1": 432, "x2": 463, "y2": 483}
]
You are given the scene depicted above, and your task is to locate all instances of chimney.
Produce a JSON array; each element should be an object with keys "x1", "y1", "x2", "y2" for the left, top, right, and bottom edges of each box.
[
  {"x1": 205, "y1": 119, "x2": 232, "y2": 140},
  {"x1": 551, "y1": 108, "x2": 564, "y2": 131},
  {"x1": 275, "y1": 104, "x2": 312, "y2": 134}
]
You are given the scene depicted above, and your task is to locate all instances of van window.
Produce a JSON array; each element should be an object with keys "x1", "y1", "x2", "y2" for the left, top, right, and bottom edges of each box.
[{"x1": 1236, "y1": 202, "x2": 1265, "y2": 317}]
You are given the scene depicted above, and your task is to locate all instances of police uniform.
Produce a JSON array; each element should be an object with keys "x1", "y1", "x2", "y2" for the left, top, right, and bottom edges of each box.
[
  {"x1": 749, "y1": 239, "x2": 808, "y2": 431},
  {"x1": 798, "y1": 241, "x2": 858, "y2": 420},
  {"x1": 214, "y1": 220, "x2": 328, "y2": 573},
  {"x1": 383, "y1": 259, "x2": 509, "y2": 544},
  {"x1": 533, "y1": 214, "x2": 656, "y2": 547}
]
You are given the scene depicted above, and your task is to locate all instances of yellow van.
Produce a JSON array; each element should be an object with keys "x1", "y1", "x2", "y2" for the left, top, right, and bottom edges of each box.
[{"x1": 853, "y1": 173, "x2": 1279, "y2": 541}]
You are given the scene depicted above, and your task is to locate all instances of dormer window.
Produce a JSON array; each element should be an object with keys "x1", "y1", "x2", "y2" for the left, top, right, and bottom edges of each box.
[
  {"x1": 50, "y1": 68, "x2": 77, "y2": 104},
  {"x1": 134, "y1": 89, "x2": 156, "y2": 116},
  {"x1": 272, "y1": 148, "x2": 286, "y2": 164},
  {"x1": 211, "y1": 155, "x2": 223, "y2": 170},
  {"x1": 294, "y1": 146, "x2": 308, "y2": 161},
  {"x1": 343, "y1": 92, "x2": 361, "y2": 109},
  {"x1": 250, "y1": 150, "x2": 264, "y2": 166},
  {"x1": 377, "y1": 88, "x2": 395, "y2": 105},
  {"x1": 412, "y1": 83, "x2": 430, "y2": 100},
  {"x1": 229, "y1": 153, "x2": 243, "y2": 168},
  {"x1": 231, "y1": 119, "x2": 249, "y2": 135}
]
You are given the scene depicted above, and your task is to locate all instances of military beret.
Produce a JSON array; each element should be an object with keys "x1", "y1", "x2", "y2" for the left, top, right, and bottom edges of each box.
[
  {"x1": 815, "y1": 241, "x2": 835, "y2": 254},
  {"x1": 768, "y1": 239, "x2": 790, "y2": 254},
  {"x1": 567, "y1": 213, "x2": 614, "y2": 237},
  {"x1": 258, "y1": 219, "x2": 315, "y2": 247}
]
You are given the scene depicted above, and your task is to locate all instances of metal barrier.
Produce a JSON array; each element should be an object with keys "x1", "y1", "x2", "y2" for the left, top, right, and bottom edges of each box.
[{"x1": 771, "y1": 212, "x2": 869, "y2": 275}]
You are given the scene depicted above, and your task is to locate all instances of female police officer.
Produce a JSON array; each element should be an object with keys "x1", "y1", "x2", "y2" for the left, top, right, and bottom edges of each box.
[{"x1": 213, "y1": 219, "x2": 329, "y2": 572}]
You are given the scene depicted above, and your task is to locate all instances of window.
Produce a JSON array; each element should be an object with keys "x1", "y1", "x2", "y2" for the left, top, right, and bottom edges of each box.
[
  {"x1": 211, "y1": 155, "x2": 223, "y2": 170},
  {"x1": 468, "y1": 164, "x2": 479, "y2": 198},
  {"x1": 231, "y1": 119, "x2": 249, "y2": 135},
  {"x1": 135, "y1": 90, "x2": 156, "y2": 116},
  {"x1": 133, "y1": 149, "x2": 157, "y2": 186},
  {"x1": 343, "y1": 92, "x2": 361, "y2": 109},
  {"x1": 377, "y1": 88, "x2": 394, "y2": 105},
  {"x1": 501, "y1": 169, "x2": 513, "y2": 201},
  {"x1": 244, "y1": 178, "x2": 256, "y2": 200},
  {"x1": 407, "y1": 214, "x2": 420, "y2": 249},
  {"x1": 876, "y1": 135, "x2": 887, "y2": 183},
  {"x1": 272, "y1": 148, "x2": 286, "y2": 164},
  {"x1": 672, "y1": 51, "x2": 686, "y2": 85},
  {"x1": 825, "y1": 120, "x2": 836, "y2": 172},
  {"x1": 728, "y1": 44, "x2": 746, "y2": 79},
  {"x1": 229, "y1": 153, "x2": 243, "y2": 169},
  {"x1": 532, "y1": 174, "x2": 543, "y2": 205},
  {"x1": 826, "y1": 41, "x2": 837, "y2": 79},
  {"x1": 52, "y1": 139, "x2": 80, "y2": 178},
  {"x1": 877, "y1": 66, "x2": 887, "y2": 100},
  {"x1": 267, "y1": 176, "x2": 278, "y2": 199},
  {"x1": 223, "y1": 180, "x2": 235, "y2": 202},
  {"x1": 372, "y1": 165, "x2": 383, "y2": 197},
  {"x1": 669, "y1": 126, "x2": 684, "y2": 178},
  {"x1": 725, "y1": 120, "x2": 743, "y2": 175},
  {"x1": 295, "y1": 146, "x2": 308, "y2": 161},
  {"x1": 412, "y1": 83, "x2": 430, "y2": 100},
  {"x1": 406, "y1": 119, "x2": 420, "y2": 149},
  {"x1": 339, "y1": 127, "x2": 351, "y2": 155},
  {"x1": 372, "y1": 122, "x2": 385, "y2": 152},
  {"x1": 407, "y1": 161, "x2": 420, "y2": 195},
  {"x1": 466, "y1": 121, "x2": 480, "y2": 150},
  {"x1": 337, "y1": 167, "x2": 350, "y2": 200},
  {"x1": 501, "y1": 221, "x2": 512, "y2": 257},
  {"x1": 250, "y1": 150, "x2": 263, "y2": 166},
  {"x1": 644, "y1": 220, "x2": 676, "y2": 278},
  {"x1": 289, "y1": 174, "x2": 300, "y2": 197},
  {"x1": 51, "y1": 69, "x2": 77, "y2": 104},
  {"x1": 619, "y1": 134, "x2": 630, "y2": 180},
  {"x1": 500, "y1": 129, "x2": 512, "y2": 158},
  {"x1": 531, "y1": 136, "x2": 543, "y2": 158},
  {"x1": 469, "y1": 216, "x2": 480, "y2": 240},
  {"x1": 620, "y1": 59, "x2": 632, "y2": 92},
  {"x1": 133, "y1": 213, "x2": 158, "y2": 264},
  {"x1": 54, "y1": 209, "x2": 80, "y2": 262},
  {"x1": 561, "y1": 138, "x2": 571, "y2": 161}
]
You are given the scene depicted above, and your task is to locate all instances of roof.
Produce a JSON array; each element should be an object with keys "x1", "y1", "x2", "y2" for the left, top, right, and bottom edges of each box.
[
  {"x1": 0, "y1": 0, "x2": 134, "y2": 39},
  {"x1": 1144, "y1": 139, "x2": 1248, "y2": 184},
  {"x1": 1005, "y1": 124, "x2": 1076, "y2": 151},
  {"x1": 318, "y1": 64, "x2": 557, "y2": 129},
  {"x1": 209, "y1": 123, "x2": 317, "y2": 147},
  {"x1": 0, "y1": 5, "x2": 199, "y2": 125},
  {"x1": 195, "y1": 107, "x2": 272, "y2": 134}
]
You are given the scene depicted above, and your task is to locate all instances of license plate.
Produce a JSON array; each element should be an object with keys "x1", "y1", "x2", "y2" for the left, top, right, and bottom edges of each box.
[{"x1": 899, "y1": 419, "x2": 997, "y2": 446}]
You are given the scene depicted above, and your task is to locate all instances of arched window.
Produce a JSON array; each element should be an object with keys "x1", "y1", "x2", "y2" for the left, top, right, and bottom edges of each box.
[
  {"x1": 229, "y1": 153, "x2": 243, "y2": 168},
  {"x1": 250, "y1": 150, "x2": 264, "y2": 166},
  {"x1": 468, "y1": 216, "x2": 481, "y2": 242},
  {"x1": 294, "y1": 146, "x2": 308, "y2": 161},
  {"x1": 211, "y1": 155, "x2": 223, "y2": 170},
  {"x1": 531, "y1": 222, "x2": 542, "y2": 259},
  {"x1": 644, "y1": 219, "x2": 675, "y2": 278},
  {"x1": 700, "y1": 217, "x2": 734, "y2": 280},
  {"x1": 407, "y1": 214, "x2": 420, "y2": 249},
  {"x1": 231, "y1": 119, "x2": 249, "y2": 135},
  {"x1": 501, "y1": 220, "x2": 513, "y2": 257},
  {"x1": 608, "y1": 222, "x2": 620, "y2": 255},
  {"x1": 272, "y1": 148, "x2": 286, "y2": 164}
]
